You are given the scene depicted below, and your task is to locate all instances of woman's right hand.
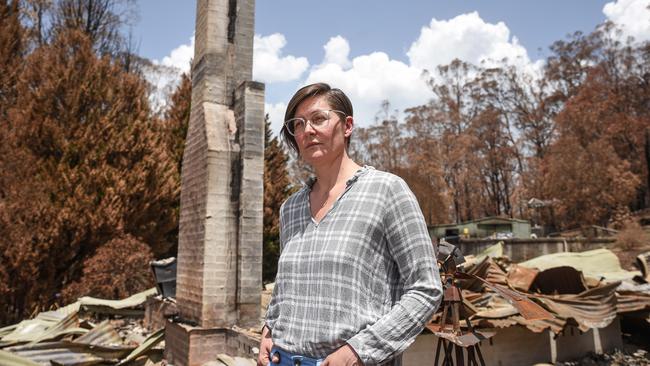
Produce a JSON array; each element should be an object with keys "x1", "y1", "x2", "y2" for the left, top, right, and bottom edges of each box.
[{"x1": 257, "y1": 326, "x2": 278, "y2": 366}]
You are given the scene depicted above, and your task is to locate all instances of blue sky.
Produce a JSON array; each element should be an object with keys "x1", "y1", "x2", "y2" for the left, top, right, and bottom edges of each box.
[{"x1": 132, "y1": 0, "x2": 650, "y2": 134}]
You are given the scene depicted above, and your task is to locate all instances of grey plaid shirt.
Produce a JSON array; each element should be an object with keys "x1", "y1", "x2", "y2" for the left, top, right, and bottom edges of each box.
[{"x1": 265, "y1": 166, "x2": 442, "y2": 365}]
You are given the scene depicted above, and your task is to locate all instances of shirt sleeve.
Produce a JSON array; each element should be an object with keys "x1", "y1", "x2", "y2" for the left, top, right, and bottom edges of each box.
[
  {"x1": 264, "y1": 285, "x2": 280, "y2": 331},
  {"x1": 346, "y1": 177, "x2": 443, "y2": 365}
]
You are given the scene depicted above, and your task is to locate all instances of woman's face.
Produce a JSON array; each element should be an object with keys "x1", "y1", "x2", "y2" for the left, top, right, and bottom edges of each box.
[{"x1": 293, "y1": 95, "x2": 352, "y2": 166}]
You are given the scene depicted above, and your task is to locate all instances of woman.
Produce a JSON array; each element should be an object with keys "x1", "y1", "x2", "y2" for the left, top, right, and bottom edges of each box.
[{"x1": 258, "y1": 83, "x2": 442, "y2": 366}]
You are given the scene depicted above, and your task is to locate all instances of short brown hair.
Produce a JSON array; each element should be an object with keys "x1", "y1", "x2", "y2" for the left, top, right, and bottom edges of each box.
[{"x1": 281, "y1": 82, "x2": 353, "y2": 155}]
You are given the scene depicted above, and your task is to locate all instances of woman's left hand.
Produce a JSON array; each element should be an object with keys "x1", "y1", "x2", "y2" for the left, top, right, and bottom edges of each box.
[{"x1": 321, "y1": 344, "x2": 362, "y2": 366}]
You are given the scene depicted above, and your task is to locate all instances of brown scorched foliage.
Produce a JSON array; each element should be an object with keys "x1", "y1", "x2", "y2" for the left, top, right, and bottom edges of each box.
[
  {"x1": 0, "y1": 25, "x2": 179, "y2": 323},
  {"x1": 353, "y1": 24, "x2": 650, "y2": 231}
]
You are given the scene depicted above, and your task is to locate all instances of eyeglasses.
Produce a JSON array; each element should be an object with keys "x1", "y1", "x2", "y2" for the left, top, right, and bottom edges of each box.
[{"x1": 284, "y1": 109, "x2": 346, "y2": 136}]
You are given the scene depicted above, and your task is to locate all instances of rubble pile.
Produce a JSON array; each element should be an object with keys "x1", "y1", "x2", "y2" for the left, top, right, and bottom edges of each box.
[
  {"x1": 3, "y1": 244, "x2": 650, "y2": 365},
  {"x1": 0, "y1": 289, "x2": 257, "y2": 366},
  {"x1": 0, "y1": 288, "x2": 166, "y2": 365},
  {"x1": 431, "y1": 242, "x2": 650, "y2": 364}
]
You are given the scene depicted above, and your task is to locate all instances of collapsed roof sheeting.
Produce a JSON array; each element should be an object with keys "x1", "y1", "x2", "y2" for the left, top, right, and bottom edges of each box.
[
  {"x1": 4, "y1": 341, "x2": 133, "y2": 365},
  {"x1": 530, "y1": 266, "x2": 588, "y2": 295},
  {"x1": 476, "y1": 314, "x2": 568, "y2": 334},
  {"x1": 0, "y1": 288, "x2": 163, "y2": 366},
  {"x1": 73, "y1": 321, "x2": 122, "y2": 346},
  {"x1": 78, "y1": 287, "x2": 158, "y2": 315},
  {"x1": 1, "y1": 304, "x2": 84, "y2": 345},
  {"x1": 532, "y1": 282, "x2": 619, "y2": 331},
  {"x1": 457, "y1": 257, "x2": 508, "y2": 292},
  {"x1": 445, "y1": 246, "x2": 650, "y2": 336},
  {"x1": 616, "y1": 290, "x2": 650, "y2": 314},
  {"x1": 0, "y1": 349, "x2": 41, "y2": 366},
  {"x1": 518, "y1": 249, "x2": 640, "y2": 282},
  {"x1": 506, "y1": 265, "x2": 539, "y2": 292}
]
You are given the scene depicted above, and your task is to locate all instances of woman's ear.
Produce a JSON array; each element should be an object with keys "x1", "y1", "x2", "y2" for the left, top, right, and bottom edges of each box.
[{"x1": 344, "y1": 116, "x2": 354, "y2": 137}]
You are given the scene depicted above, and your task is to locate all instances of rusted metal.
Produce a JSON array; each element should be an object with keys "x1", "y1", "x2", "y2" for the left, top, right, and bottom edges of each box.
[
  {"x1": 533, "y1": 281, "x2": 619, "y2": 331},
  {"x1": 506, "y1": 265, "x2": 538, "y2": 292},
  {"x1": 444, "y1": 286, "x2": 462, "y2": 302},
  {"x1": 616, "y1": 291, "x2": 650, "y2": 313},
  {"x1": 531, "y1": 266, "x2": 588, "y2": 295},
  {"x1": 457, "y1": 258, "x2": 507, "y2": 292},
  {"x1": 455, "y1": 272, "x2": 553, "y2": 321},
  {"x1": 432, "y1": 268, "x2": 493, "y2": 366},
  {"x1": 426, "y1": 326, "x2": 495, "y2": 347}
]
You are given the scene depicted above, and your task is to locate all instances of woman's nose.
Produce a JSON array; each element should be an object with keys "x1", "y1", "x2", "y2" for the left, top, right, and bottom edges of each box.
[{"x1": 303, "y1": 120, "x2": 317, "y2": 134}]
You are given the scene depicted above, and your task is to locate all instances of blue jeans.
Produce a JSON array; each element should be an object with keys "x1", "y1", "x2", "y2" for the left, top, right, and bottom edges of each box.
[{"x1": 268, "y1": 347, "x2": 325, "y2": 366}]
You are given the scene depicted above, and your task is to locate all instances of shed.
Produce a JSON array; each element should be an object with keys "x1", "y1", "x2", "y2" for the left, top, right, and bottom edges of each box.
[{"x1": 429, "y1": 216, "x2": 531, "y2": 239}]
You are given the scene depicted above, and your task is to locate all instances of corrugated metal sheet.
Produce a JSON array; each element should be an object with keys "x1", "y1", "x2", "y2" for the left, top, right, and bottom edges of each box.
[
  {"x1": 0, "y1": 288, "x2": 161, "y2": 365},
  {"x1": 531, "y1": 266, "x2": 588, "y2": 295},
  {"x1": 0, "y1": 349, "x2": 41, "y2": 366},
  {"x1": 519, "y1": 248, "x2": 639, "y2": 282},
  {"x1": 472, "y1": 304, "x2": 518, "y2": 319},
  {"x1": 78, "y1": 288, "x2": 157, "y2": 310},
  {"x1": 27, "y1": 312, "x2": 80, "y2": 346},
  {"x1": 443, "y1": 247, "x2": 650, "y2": 337},
  {"x1": 4, "y1": 341, "x2": 133, "y2": 366},
  {"x1": 469, "y1": 281, "x2": 620, "y2": 334},
  {"x1": 506, "y1": 265, "x2": 538, "y2": 292},
  {"x1": 73, "y1": 321, "x2": 121, "y2": 346},
  {"x1": 616, "y1": 291, "x2": 650, "y2": 313},
  {"x1": 2, "y1": 306, "x2": 82, "y2": 344},
  {"x1": 458, "y1": 257, "x2": 508, "y2": 292},
  {"x1": 476, "y1": 315, "x2": 567, "y2": 334},
  {"x1": 533, "y1": 282, "x2": 619, "y2": 331},
  {"x1": 456, "y1": 272, "x2": 553, "y2": 321},
  {"x1": 116, "y1": 328, "x2": 164, "y2": 365}
]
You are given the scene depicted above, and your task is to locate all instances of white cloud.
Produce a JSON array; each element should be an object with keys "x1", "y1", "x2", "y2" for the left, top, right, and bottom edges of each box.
[
  {"x1": 407, "y1": 12, "x2": 536, "y2": 73},
  {"x1": 253, "y1": 34, "x2": 309, "y2": 83},
  {"x1": 265, "y1": 102, "x2": 287, "y2": 137},
  {"x1": 305, "y1": 50, "x2": 431, "y2": 128},
  {"x1": 148, "y1": 36, "x2": 194, "y2": 114},
  {"x1": 155, "y1": 35, "x2": 194, "y2": 73},
  {"x1": 152, "y1": 32, "x2": 310, "y2": 85},
  {"x1": 149, "y1": 13, "x2": 543, "y2": 134},
  {"x1": 322, "y1": 36, "x2": 352, "y2": 68},
  {"x1": 300, "y1": 13, "x2": 542, "y2": 129},
  {"x1": 603, "y1": 0, "x2": 650, "y2": 43}
]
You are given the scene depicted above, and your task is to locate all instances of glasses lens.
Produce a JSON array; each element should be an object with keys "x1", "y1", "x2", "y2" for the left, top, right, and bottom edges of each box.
[
  {"x1": 285, "y1": 118, "x2": 304, "y2": 136},
  {"x1": 309, "y1": 111, "x2": 330, "y2": 127}
]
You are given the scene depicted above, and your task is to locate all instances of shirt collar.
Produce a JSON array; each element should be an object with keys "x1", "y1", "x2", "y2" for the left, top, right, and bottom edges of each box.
[{"x1": 304, "y1": 165, "x2": 374, "y2": 189}]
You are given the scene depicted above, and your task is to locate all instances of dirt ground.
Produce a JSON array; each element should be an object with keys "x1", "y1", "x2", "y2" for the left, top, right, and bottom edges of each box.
[{"x1": 555, "y1": 348, "x2": 649, "y2": 366}]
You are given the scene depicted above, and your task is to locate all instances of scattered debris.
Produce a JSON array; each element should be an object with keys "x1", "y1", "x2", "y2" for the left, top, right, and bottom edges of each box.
[
  {"x1": 208, "y1": 354, "x2": 256, "y2": 366},
  {"x1": 556, "y1": 348, "x2": 650, "y2": 366},
  {"x1": 426, "y1": 242, "x2": 650, "y2": 364},
  {"x1": 4, "y1": 244, "x2": 650, "y2": 365},
  {"x1": 636, "y1": 251, "x2": 650, "y2": 283},
  {"x1": 0, "y1": 288, "x2": 164, "y2": 366},
  {"x1": 150, "y1": 257, "x2": 177, "y2": 299}
]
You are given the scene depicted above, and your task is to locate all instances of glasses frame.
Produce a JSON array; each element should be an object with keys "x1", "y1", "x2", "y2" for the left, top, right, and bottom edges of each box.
[{"x1": 284, "y1": 109, "x2": 347, "y2": 136}]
